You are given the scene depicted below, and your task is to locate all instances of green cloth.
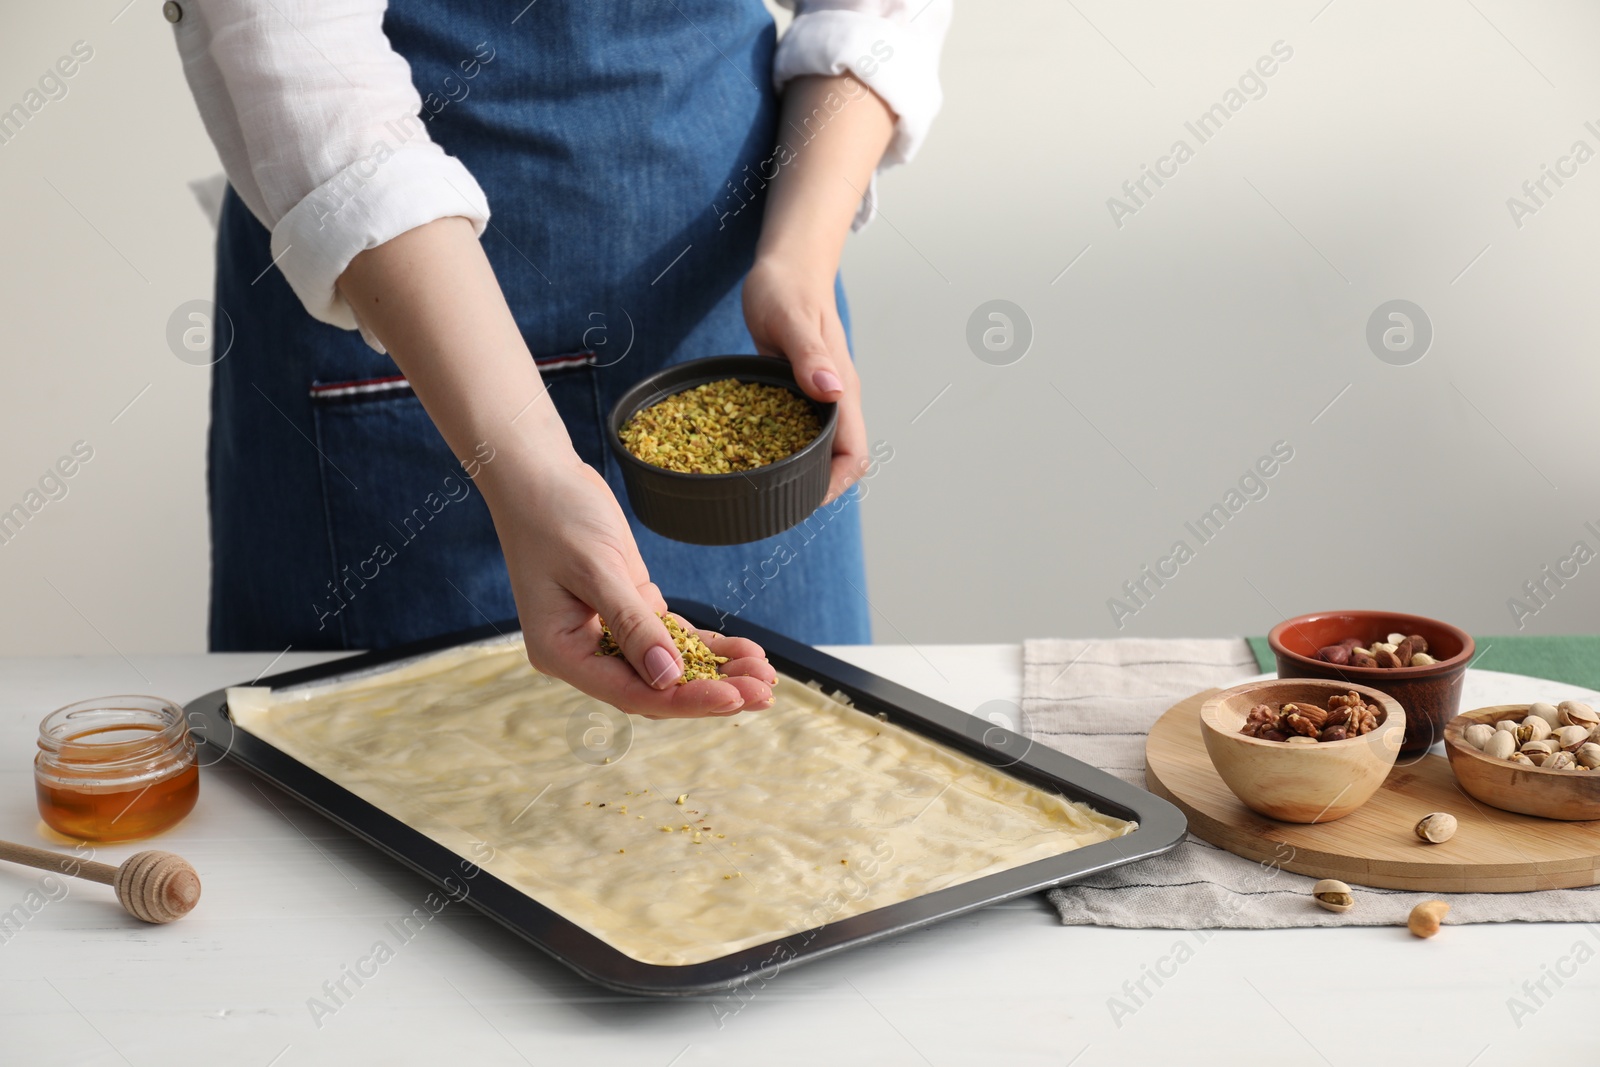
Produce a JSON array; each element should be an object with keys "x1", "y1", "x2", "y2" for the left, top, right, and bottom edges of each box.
[{"x1": 1247, "y1": 635, "x2": 1600, "y2": 693}]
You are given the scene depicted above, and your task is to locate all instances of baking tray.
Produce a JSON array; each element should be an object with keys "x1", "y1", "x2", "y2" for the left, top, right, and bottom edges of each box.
[{"x1": 184, "y1": 603, "x2": 1187, "y2": 996}]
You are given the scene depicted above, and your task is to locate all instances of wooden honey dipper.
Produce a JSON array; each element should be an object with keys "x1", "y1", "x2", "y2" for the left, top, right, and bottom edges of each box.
[{"x1": 0, "y1": 840, "x2": 200, "y2": 923}]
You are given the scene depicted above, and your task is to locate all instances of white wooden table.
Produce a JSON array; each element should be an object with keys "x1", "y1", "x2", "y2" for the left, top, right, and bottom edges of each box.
[{"x1": 0, "y1": 647, "x2": 1591, "y2": 1066}]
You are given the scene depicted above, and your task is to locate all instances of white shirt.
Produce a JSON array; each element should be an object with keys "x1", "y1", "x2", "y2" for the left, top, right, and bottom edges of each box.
[{"x1": 167, "y1": 0, "x2": 951, "y2": 341}]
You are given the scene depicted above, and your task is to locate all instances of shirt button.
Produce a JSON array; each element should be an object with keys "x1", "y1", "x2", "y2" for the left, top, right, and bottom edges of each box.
[{"x1": 163, "y1": 1, "x2": 182, "y2": 22}]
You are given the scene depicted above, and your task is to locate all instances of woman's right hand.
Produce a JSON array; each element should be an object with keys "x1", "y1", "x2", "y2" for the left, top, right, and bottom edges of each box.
[
  {"x1": 479, "y1": 449, "x2": 776, "y2": 718},
  {"x1": 337, "y1": 219, "x2": 773, "y2": 719}
]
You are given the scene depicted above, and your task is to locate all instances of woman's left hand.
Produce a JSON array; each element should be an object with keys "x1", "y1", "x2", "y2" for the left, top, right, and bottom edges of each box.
[{"x1": 742, "y1": 256, "x2": 868, "y2": 504}]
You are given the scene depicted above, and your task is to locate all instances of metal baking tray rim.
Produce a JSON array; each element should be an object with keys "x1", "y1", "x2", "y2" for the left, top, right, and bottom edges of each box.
[{"x1": 184, "y1": 604, "x2": 1187, "y2": 996}]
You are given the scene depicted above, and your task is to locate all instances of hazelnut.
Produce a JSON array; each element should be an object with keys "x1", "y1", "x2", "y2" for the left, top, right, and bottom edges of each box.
[
  {"x1": 1414, "y1": 812, "x2": 1457, "y2": 844},
  {"x1": 1312, "y1": 879, "x2": 1354, "y2": 913},
  {"x1": 1349, "y1": 649, "x2": 1378, "y2": 668},
  {"x1": 1407, "y1": 900, "x2": 1450, "y2": 938},
  {"x1": 1406, "y1": 634, "x2": 1429, "y2": 655},
  {"x1": 1319, "y1": 724, "x2": 1349, "y2": 742},
  {"x1": 1463, "y1": 723, "x2": 1496, "y2": 750},
  {"x1": 1317, "y1": 644, "x2": 1351, "y2": 665},
  {"x1": 1559, "y1": 701, "x2": 1600, "y2": 730}
]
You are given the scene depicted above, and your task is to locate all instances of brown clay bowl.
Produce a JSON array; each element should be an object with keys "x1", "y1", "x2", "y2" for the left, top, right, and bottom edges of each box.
[
  {"x1": 1443, "y1": 705, "x2": 1600, "y2": 821},
  {"x1": 1268, "y1": 610, "x2": 1473, "y2": 755},
  {"x1": 1199, "y1": 678, "x2": 1406, "y2": 823}
]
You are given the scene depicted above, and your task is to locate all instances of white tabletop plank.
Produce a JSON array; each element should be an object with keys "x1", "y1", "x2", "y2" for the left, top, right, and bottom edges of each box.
[{"x1": 0, "y1": 648, "x2": 1592, "y2": 1066}]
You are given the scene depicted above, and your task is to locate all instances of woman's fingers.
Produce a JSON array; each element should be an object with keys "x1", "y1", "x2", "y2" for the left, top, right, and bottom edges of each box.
[
  {"x1": 763, "y1": 307, "x2": 845, "y2": 403},
  {"x1": 716, "y1": 674, "x2": 775, "y2": 709},
  {"x1": 718, "y1": 655, "x2": 778, "y2": 685},
  {"x1": 574, "y1": 561, "x2": 683, "y2": 690},
  {"x1": 551, "y1": 647, "x2": 747, "y2": 717}
]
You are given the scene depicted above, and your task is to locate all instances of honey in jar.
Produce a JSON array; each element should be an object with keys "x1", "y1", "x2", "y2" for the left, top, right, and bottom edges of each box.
[{"x1": 35, "y1": 696, "x2": 199, "y2": 842}]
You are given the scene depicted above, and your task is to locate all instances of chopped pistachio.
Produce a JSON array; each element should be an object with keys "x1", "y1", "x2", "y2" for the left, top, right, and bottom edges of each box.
[
  {"x1": 597, "y1": 613, "x2": 728, "y2": 683},
  {"x1": 619, "y1": 378, "x2": 820, "y2": 474}
]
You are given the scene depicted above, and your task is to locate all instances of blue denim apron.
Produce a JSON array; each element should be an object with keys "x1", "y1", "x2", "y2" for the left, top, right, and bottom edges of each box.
[{"x1": 208, "y1": 0, "x2": 871, "y2": 651}]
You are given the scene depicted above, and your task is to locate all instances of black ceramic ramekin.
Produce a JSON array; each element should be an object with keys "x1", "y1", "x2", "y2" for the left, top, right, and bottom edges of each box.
[{"x1": 606, "y1": 355, "x2": 837, "y2": 546}]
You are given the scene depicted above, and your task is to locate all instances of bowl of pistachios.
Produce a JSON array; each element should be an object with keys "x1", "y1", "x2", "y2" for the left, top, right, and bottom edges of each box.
[
  {"x1": 606, "y1": 355, "x2": 837, "y2": 546},
  {"x1": 1268, "y1": 610, "x2": 1474, "y2": 755},
  {"x1": 1444, "y1": 701, "x2": 1600, "y2": 820}
]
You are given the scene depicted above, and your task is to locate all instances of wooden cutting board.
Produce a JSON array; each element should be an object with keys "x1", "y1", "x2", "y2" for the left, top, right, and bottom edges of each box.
[{"x1": 1144, "y1": 688, "x2": 1600, "y2": 892}]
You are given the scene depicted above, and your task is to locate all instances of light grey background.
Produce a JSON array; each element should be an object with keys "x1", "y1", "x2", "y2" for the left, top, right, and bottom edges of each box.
[{"x1": 1, "y1": 0, "x2": 1597, "y2": 654}]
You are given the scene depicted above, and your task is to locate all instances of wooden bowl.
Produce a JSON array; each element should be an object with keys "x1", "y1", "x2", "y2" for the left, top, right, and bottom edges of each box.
[
  {"x1": 1268, "y1": 610, "x2": 1473, "y2": 755},
  {"x1": 1444, "y1": 705, "x2": 1600, "y2": 821},
  {"x1": 1199, "y1": 679, "x2": 1406, "y2": 823}
]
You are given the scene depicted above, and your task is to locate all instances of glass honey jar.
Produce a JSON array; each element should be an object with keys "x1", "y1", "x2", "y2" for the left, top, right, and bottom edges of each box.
[{"x1": 35, "y1": 696, "x2": 199, "y2": 842}]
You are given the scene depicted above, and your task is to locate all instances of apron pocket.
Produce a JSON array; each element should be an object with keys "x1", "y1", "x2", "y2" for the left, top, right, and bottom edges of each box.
[{"x1": 307, "y1": 377, "x2": 509, "y2": 648}]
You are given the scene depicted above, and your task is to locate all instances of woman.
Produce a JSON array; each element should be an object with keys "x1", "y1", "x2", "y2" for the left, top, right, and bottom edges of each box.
[{"x1": 168, "y1": 0, "x2": 949, "y2": 718}]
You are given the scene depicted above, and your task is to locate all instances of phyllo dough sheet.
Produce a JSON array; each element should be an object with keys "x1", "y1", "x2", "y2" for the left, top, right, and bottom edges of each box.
[{"x1": 229, "y1": 638, "x2": 1133, "y2": 965}]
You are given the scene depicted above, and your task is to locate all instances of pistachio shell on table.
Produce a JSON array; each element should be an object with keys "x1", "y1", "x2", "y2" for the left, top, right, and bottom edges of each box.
[
  {"x1": 1312, "y1": 879, "x2": 1354, "y2": 913},
  {"x1": 1414, "y1": 812, "x2": 1457, "y2": 844}
]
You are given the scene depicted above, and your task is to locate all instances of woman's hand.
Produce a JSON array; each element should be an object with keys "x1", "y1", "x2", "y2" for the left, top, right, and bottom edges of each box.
[
  {"x1": 337, "y1": 217, "x2": 774, "y2": 718},
  {"x1": 746, "y1": 73, "x2": 895, "y2": 502},
  {"x1": 481, "y1": 450, "x2": 777, "y2": 718},
  {"x1": 743, "y1": 257, "x2": 867, "y2": 503}
]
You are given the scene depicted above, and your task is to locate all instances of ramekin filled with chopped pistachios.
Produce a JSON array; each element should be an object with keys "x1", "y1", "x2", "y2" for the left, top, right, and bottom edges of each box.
[{"x1": 606, "y1": 356, "x2": 836, "y2": 545}]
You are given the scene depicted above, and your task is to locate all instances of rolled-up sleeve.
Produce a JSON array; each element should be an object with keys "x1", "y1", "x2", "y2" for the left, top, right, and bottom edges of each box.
[
  {"x1": 168, "y1": 0, "x2": 489, "y2": 339},
  {"x1": 773, "y1": 0, "x2": 952, "y2": 167}
]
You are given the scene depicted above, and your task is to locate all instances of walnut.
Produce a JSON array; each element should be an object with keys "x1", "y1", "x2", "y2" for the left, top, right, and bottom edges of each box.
[
  {"x1": 1326, "y1": 691, "x2": 1364, "y2": 710},
  {"x1": 1245, "y1": 703, "x2": 1281, "y2": 727},
  {"x1": 1349, "y1": 706, "x2": 1381, "y2": 736}
]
